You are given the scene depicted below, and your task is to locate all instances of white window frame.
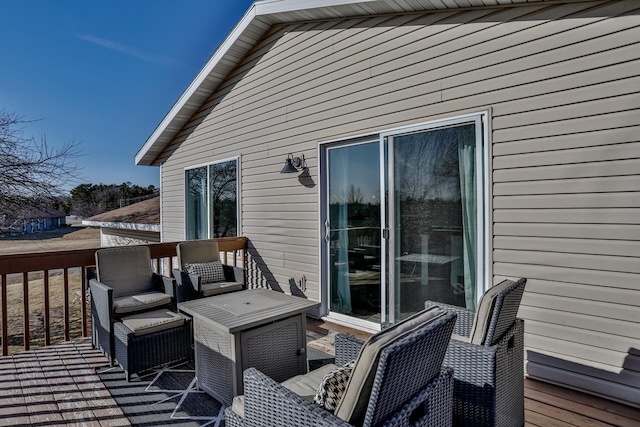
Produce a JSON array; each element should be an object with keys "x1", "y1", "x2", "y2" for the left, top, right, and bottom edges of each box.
[{"x1": 184, "y1": 155, "x2": 242, "y2": 239}]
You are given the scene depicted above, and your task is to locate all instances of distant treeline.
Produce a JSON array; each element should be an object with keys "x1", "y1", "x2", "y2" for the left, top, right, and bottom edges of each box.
[{"x1": 68, "y1": 182, "x2": 158, "y2": 217}]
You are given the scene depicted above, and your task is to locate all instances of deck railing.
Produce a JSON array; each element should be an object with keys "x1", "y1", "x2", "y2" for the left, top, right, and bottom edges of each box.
[{"x1": 0, "y1": 236, "x2": 248, "y2": 356}]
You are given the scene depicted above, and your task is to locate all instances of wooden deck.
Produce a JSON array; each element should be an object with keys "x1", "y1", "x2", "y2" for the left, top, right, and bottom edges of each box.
[
  {"x1": 0, "y1": 338, "x2": 129, "y2": 427},
  {"x1": 0, "y1": 319, "x2": 637, "y2": 426}
]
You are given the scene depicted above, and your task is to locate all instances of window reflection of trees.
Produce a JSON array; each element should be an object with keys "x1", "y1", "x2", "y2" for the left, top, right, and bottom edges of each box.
[
  {"x1": 394, "y1": 127, "x2": 474, "y2": 247},
  {"x1": 209, "y1": 161, "x2": 237, "y2": 238}
]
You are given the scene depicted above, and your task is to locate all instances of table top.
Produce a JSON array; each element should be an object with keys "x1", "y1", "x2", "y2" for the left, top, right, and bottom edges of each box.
[{"x1": 179, "y1": 289, "x2": 320, "y2": 333}]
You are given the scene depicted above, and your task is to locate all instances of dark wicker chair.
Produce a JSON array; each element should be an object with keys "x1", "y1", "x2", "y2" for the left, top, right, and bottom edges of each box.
[
  {"x1": 173, "y1": 239, "x2": 245, "y2": 302},
  {"x1": 90, "y1": 246, "x2": 191, "y2": 380},
  {"x1": 225, "y1": 306, "x2": 457, "y2": 427},
  {"x1": 425, "y1": 277, "x2": 527, "y2": 427}
]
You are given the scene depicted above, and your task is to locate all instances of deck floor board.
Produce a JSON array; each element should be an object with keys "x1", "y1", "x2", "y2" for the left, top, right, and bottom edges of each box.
[{"x1": 0, "y1": 319, "x2": 637, "y2": 426}]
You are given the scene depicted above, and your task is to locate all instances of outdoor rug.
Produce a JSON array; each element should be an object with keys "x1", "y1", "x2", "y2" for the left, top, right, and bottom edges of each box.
[{"x1": 97, "y1": 361, "x2": 226, "y2": 426}]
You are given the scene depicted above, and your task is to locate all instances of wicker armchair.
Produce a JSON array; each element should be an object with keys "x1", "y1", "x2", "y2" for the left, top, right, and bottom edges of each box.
[
  {"x1": 425, "y1": 277, "x2": 527, "y2": 427},
  {"x1": 90, "y1": 246, "x2": 191, "y2": 380},
  {"x1": 225, "y1": 307, "x2": 457, "y2": 427},
  {"x1": 173, "y1": 239, "x2": 245, "y2": 302}
]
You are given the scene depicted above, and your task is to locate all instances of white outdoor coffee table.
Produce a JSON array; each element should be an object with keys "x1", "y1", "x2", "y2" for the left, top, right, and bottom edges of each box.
[{"x1": 179, "y1": 288, "x2": 320, "y2": 405}]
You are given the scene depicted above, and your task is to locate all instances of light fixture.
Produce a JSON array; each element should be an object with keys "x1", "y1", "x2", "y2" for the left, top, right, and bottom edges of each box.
[{"x1": 280, "y1": 153, "x2": 305, "y2": 175}]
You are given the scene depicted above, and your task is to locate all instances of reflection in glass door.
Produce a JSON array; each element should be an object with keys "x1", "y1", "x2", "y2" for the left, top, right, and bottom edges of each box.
[
  {"x1": 387, "y1": 122, "x2": 481, "y2": 322},
  {"x1": 326, "y1": 141, "x2": 382, "y2": 323}
]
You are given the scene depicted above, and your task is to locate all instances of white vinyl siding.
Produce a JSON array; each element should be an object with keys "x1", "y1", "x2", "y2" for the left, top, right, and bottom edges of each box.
[{"x1": 158, "y1": 0, "x2": 640, "y2": 406}]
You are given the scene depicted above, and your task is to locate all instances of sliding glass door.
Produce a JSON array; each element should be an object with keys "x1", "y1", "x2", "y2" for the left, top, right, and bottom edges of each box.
[
  {"x1": 326, "y1": 140, "x2": 382, "y2": 324},
  {"x1": 323, "y1": 115, "x2": 485, "y2": 326}
]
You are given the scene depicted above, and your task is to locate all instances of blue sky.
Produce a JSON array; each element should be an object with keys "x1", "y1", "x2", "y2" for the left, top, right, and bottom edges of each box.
[{"x1": 0, "y1": 0, "x2": 254, "y2": 190}]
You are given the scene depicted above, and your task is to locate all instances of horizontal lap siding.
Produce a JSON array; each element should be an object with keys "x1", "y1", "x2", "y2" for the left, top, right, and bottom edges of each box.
[
  {"x1": 158, "y1": 0, "x2": 640, "y2": 405},
  {"x1": 487, "y1": 0, "x2": 640, "y2": 406}
]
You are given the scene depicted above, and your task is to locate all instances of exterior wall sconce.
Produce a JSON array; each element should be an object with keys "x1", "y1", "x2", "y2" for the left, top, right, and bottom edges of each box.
[{"x1": 280, "y1": 153, "x2": 307, "y2": 177}]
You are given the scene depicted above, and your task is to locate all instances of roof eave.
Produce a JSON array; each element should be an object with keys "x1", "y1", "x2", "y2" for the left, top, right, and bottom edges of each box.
[
  {"x1": 135, "y1": 3, "x2": 262, "y2": 166},
  {"x1": 135, "y1": 0, "x2": 549, "y2": 166}
]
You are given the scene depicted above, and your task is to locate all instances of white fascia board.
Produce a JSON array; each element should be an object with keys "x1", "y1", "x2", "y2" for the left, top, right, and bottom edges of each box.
[
  {"x1": 82, "y1": 220, "x2": 161, "y2": 232},
  {"x1": 135, "y1": 3, "x2": 259, "y2": 166},
  {"x1": 255, "y1": 0, "x2": 373, "y2": 15}
]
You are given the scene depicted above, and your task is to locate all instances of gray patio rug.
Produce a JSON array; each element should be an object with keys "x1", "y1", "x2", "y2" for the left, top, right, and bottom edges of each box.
[{"x1": 97, "y1": 361, "x2": 225, "y2": 427}]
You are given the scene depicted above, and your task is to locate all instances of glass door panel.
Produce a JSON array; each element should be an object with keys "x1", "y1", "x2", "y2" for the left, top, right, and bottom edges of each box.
[
  {"x1": 389, "y1": 123, "x2": 478, "y2": 321},
  {"x1": 327, "y1": 141, "x2": 382, "y2": 323}
]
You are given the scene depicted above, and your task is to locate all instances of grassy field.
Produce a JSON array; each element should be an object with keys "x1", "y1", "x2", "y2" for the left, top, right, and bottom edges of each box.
[{"x1": 1, "y1": 226, "x2": 100, "y2": 354}]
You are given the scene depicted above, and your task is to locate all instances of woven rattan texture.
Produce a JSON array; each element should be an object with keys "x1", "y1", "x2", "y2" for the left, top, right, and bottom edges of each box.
[
  {"x1": 425, "y1": 301, "x2": 475, "y2": 337},
  {"x1": 196, "y1": 321, "x2": 233, "y2": 403},
  {"x1": 364, "y1": 313, "x2": 456, "y2": 426},
  {"x1": 486, "y1": 278, "x2": 526, "y2": 346},
  {"x1": 90, "y1": 280, "x2": 115, "y2": 362},
  {"x1": 243, "y1": 319, "x2": 302, "y2": 384},
  {"x1": 114, "y1": 315, "x2": 192, "y2": 381},
  {"x1": 427, "y1": 277, "x2": 527, "y2": 427}
]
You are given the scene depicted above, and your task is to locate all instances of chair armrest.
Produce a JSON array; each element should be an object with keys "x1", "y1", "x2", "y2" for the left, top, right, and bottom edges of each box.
[
  {"x1": 242, "y1": 367, "x2": 352, "y2": 427},
  {"x1": 444, "y1": 338, "x2": 498, "y2": 385},
  {"x1": 425, "y1": 301, "x2": 474, "y2": 337},
  {"x1": 334, "y1": 333, "x2": 365, "y2": 366},
  {"x1": 152, "y1": 273, "x2": 177, "y2": 310},
  {"x1": 172, "y1": 269, "x2": 201, "y2": 302},
  {"x1": 89, "y1": 279, "x2": 114, "y2": 325},
  {"x1": 223, "y1": 264, "x2": 246, "y2": 286}
]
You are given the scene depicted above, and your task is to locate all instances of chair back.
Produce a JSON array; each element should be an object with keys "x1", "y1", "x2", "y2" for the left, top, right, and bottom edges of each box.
[
  {"x1": 176, "y1": 239, "x2": 221, "y2": 270},
  {"x1": 470, "y1": 278, "x2": 526, "y2": 346},
  {"x1": 335, "y1": 307, "x2": 456, "y2": 426},
  {"x1": 95, "y1": 246, "x2": 154, "y2": 298}
]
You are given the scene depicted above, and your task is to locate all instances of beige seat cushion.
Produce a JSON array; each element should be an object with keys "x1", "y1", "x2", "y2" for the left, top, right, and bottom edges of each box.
[
  {"x1": 469, "y1": 279, "x2": 513, "y2": 345},
  {"x1": 201, "y1": 281, "x2": 243, "y2": 297},
  {"x1": 113, "y1": 291, "x2": 172, "y2": 314},
  {"x1": 230, "y1": 363, "x2": 338, "y2": 419},
  {"x1": 281, "y1": 363, "x2": 339, "y2": 400},
  {"x1": 121, "y1": 309, "x2": 185, "y2": 336},
  {"x1": 334, "y1": 306, "x2": 445, "y2": 425}
]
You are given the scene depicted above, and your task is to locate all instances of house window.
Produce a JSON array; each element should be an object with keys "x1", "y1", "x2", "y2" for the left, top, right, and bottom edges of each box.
[
  {"x1": 186, "y1": 158, "x2": 239, "y2": 239},
  {"x1": 322, "y1": 114, "x2": 487, "y2": 326}
]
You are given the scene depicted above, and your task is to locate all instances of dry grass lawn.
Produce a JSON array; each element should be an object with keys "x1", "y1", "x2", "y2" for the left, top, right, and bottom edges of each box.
[{"x1": 1, "y1": 226, "x2": 100, "y2": 354}]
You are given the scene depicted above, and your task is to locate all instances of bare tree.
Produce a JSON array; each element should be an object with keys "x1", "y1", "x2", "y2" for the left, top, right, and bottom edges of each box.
[{"x1": 0, "y1": 110, "x2": 80, "y2": 217}]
